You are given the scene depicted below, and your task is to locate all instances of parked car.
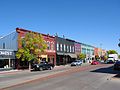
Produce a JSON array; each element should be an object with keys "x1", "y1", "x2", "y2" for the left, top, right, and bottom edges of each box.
[
  {"x1": 32, "y1": 62, "x2": 54, "y2": 71},
  {"x1": 105, "y1": 60, "x2": 114, "y2": 64},
  {"x1": 91, "y1": 60, "x2": 99, "y2": 65},
  {"x1": 99, "y1": 60, "x2": 105, "y2": 64},
  {"x1": 114, "y1": 61, "x2": 120, "y2": 70},
  {"x1": 71, "y1": 60, "x2": 82, "y2": 66}
]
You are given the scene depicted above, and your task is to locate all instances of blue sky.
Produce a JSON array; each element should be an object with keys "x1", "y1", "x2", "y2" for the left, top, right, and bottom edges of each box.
[{"x1": 0, "y1": 0, "x2": 120, "y2": 53}]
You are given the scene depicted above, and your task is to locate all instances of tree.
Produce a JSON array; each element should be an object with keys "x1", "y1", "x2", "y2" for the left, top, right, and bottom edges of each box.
[
  {"x1": 95, "y1": 55, "x2": 100, "y2": 60},
  {"x1": 107, "y1": 50, "x2": 118, "y2": 54},
  {"x1": 118, "y1": 55, "x2": 120, "y2": 59},
  {"x1": 78, "y1": 53, "x2": 86, "y2": 60},
  {"x1": 16, "y1": 32, "x2": 47, "y2": 71}
]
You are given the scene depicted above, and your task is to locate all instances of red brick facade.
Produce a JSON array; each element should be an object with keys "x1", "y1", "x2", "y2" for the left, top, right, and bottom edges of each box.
[{"x1": 16, "y1": 28, "x2": 56, "y2": 66}]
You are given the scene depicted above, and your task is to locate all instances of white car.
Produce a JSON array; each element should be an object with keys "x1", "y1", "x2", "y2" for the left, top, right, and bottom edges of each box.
[{"x1": 71, "y1": 60, "x2": 82, "y2": 66}]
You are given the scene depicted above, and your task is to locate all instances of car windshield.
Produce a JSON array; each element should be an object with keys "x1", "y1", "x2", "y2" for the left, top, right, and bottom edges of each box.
[{"x1": 75, "y1": 60, "x2": 82, "y2": 62}]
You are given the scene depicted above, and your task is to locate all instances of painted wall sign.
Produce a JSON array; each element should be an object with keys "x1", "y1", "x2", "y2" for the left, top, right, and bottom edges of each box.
[
  {"x1": 0, "y1": 51, "x2": 13, "y2": 56},
  {"x1": 0, "y1": 50, "x2": 15, "y2": 59}
]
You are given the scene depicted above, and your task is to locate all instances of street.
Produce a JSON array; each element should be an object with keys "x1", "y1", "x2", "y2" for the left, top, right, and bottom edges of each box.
[{"x1": 0, "y1": 64, "x2": 120, "y2": 90}]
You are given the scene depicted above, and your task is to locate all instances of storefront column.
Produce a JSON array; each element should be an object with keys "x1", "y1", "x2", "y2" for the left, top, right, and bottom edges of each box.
[{"x1": 9, "y1": 58, "x2": 11, "y2": 68}]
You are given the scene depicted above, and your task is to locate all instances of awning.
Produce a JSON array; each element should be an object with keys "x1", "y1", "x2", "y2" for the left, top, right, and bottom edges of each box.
[
  {"x1": 57, "y1": 53, "x2": 77, "y2": 58},
  {"x1": 57, "y1": 52, "x2": 64, "y2": 55},
  {"x1": 68, "y1": 53, "x2": 77, "y2": 58}
]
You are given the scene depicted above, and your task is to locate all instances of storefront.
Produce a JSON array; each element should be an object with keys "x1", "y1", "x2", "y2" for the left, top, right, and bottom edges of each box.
[{"x1": 0, "y1": 49, "x2": 15, "y2": 70}]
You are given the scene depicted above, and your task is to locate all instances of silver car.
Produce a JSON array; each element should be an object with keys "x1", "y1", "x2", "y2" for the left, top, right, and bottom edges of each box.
[{"x1": 71, "y1": 60, "x2": 82, "y2": 66}]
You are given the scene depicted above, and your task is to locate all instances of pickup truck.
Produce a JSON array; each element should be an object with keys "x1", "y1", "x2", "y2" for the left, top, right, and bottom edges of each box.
[{"x1": 32, "y1": 62, "x2": 54, "y2": 71}]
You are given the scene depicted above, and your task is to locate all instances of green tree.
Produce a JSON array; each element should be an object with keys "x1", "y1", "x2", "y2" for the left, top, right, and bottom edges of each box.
[
  {"x1": 103, "y1": 55, "x2": 108, "y2": 60},
  {"x1": 16, "y1": 32, "x2": 47, "y2": 71},
  {"x1": 118, "y1": 55, "x2": 120, "y2": 59},
  {"x1": 79, "y1": 53, "x2": 86, "y2": 60},
  {"x1": 107, "y1": 50, "x2": 118, "y2": 54},
  {"x1": 95, "y1": 55, "x2": 100, "y2": 60}
]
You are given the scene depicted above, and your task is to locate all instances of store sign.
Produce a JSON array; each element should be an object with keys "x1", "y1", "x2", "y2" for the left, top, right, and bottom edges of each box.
[{"x1": 0, "y1": 50, "x2": 13, "y2": 56}]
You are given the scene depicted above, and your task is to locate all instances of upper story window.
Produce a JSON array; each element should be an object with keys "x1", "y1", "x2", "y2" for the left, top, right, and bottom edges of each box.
[
  {"x1": 47, "y1": 41, "x2": 50, "y2": 50},
  {"x1": 57, "y1": 43, "x2": 59, "y2": 51},
  {"x1": 87, "y1": 49, "x2": 90, "y2": 54},
  {"x1": 3, "y1": 43, "x2": 5, "y2": 49},
  {"x1": 72, "y1": 46, "x2": 74, "y2": 52},
  {"x1": 67, "y1": 45, "x2": 69, "y2": 52},
  {"x1": 60, "y1": 44, "x2": 62, "y2": 51},
  {"x1": 51, "y1": 42, "x2": 54, "y2": 51},
  {"x1": 64, "y1": 44, "x2": 66, "y2": 52},
  {"x1": 92, "y1": 50, "x2": 94, "y2": 55},
  {"x1": 82, "y1": 48, "x2": 86, "y2": 54},
  {"x1": 70, "y1": 46, "x2": 72, "y2": 52}
]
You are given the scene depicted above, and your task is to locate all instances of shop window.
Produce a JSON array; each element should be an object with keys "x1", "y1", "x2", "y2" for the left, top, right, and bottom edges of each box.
[{"x1": 48, "y1": 58, "x2": 50, "y2": 62}]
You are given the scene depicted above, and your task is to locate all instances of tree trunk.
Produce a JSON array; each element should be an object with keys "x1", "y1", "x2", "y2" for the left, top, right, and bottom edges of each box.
[{"x1": 29, "y1": 62, "x2": 31, "y2": 71}]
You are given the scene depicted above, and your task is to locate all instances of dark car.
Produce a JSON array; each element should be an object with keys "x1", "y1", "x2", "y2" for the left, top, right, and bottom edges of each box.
[
  {"x1": 32, "y1": 62, "x2": 54, "y2": 71},
  {"x1": 71, "y1": 60, "x2": 82, "y2": 66},
  {"x1": 114, "y1": 61, "x2": 120, "y2": 70},
  {"x1": 105, "y1": 60, "x2": 114, "y2": 64}
]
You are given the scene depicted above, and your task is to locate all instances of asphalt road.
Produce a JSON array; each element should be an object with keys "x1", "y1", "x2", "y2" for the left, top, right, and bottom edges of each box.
[
  {"x1": 0, "y1": 66, "x2": 70, "y2": 82},
  {"x1": 2, "y1": 64, "x2": 120, "y2": 90}
]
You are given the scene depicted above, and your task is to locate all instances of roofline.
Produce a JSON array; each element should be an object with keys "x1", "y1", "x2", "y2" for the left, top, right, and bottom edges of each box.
[
  {"x1": 0, "y1": 49, "x2": 15, "y2": 51},
  {"x1": 16, "y1": 28, "x2": 55, "y2": 38},
  {"x1": 0, "y1": 31, "x2": 16, "y2": 40}
]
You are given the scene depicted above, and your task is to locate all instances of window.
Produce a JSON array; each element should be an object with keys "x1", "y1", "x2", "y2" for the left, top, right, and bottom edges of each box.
[
  {"x1": 57, "y1": 43, "x2": 59, "y2": 51},
  {"x1": 70, "y1": 46, "x2": 71, "y2": 52},
  {"x1": 3, "y1": 43, "x2": 5, "y2": 49},
  {"x1": 72, "y1": 46, "x2": 74, "y2": 52},
  {"x1": 64, "y1": 44, "x2": 66, "y2": 52},
  {"x1": 60, "y1": 44, "x2": 62, "y2": 51},
  {"x1": 47, "y1": 41, "x2": 50, "y2": 50},
  {"x1": 82, "y1": 48, "x2": 86, "y2": 54},
  {"x1": 67, "y1": 45, "x2": 69, "y2": 52},
  {"x1": 51, "y1": 42, "x2": 54, "y2": 50},
  {"x1": 87, "y1": 49, "x2": 90, "y2": 55}
]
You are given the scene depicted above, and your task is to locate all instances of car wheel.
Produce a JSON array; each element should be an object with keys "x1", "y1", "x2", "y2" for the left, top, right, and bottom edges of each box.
[
  {"x1": 39, "y1": 67, "x2": 43, "y2": 71},
  {"x1": 49, "y1": 66, "x2": 53, "y2": 70}
]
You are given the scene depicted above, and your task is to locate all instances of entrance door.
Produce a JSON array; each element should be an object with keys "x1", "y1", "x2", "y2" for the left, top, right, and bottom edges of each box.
[{"x1": 0, "y1": 59, "x2": 14, "y2": 69}]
